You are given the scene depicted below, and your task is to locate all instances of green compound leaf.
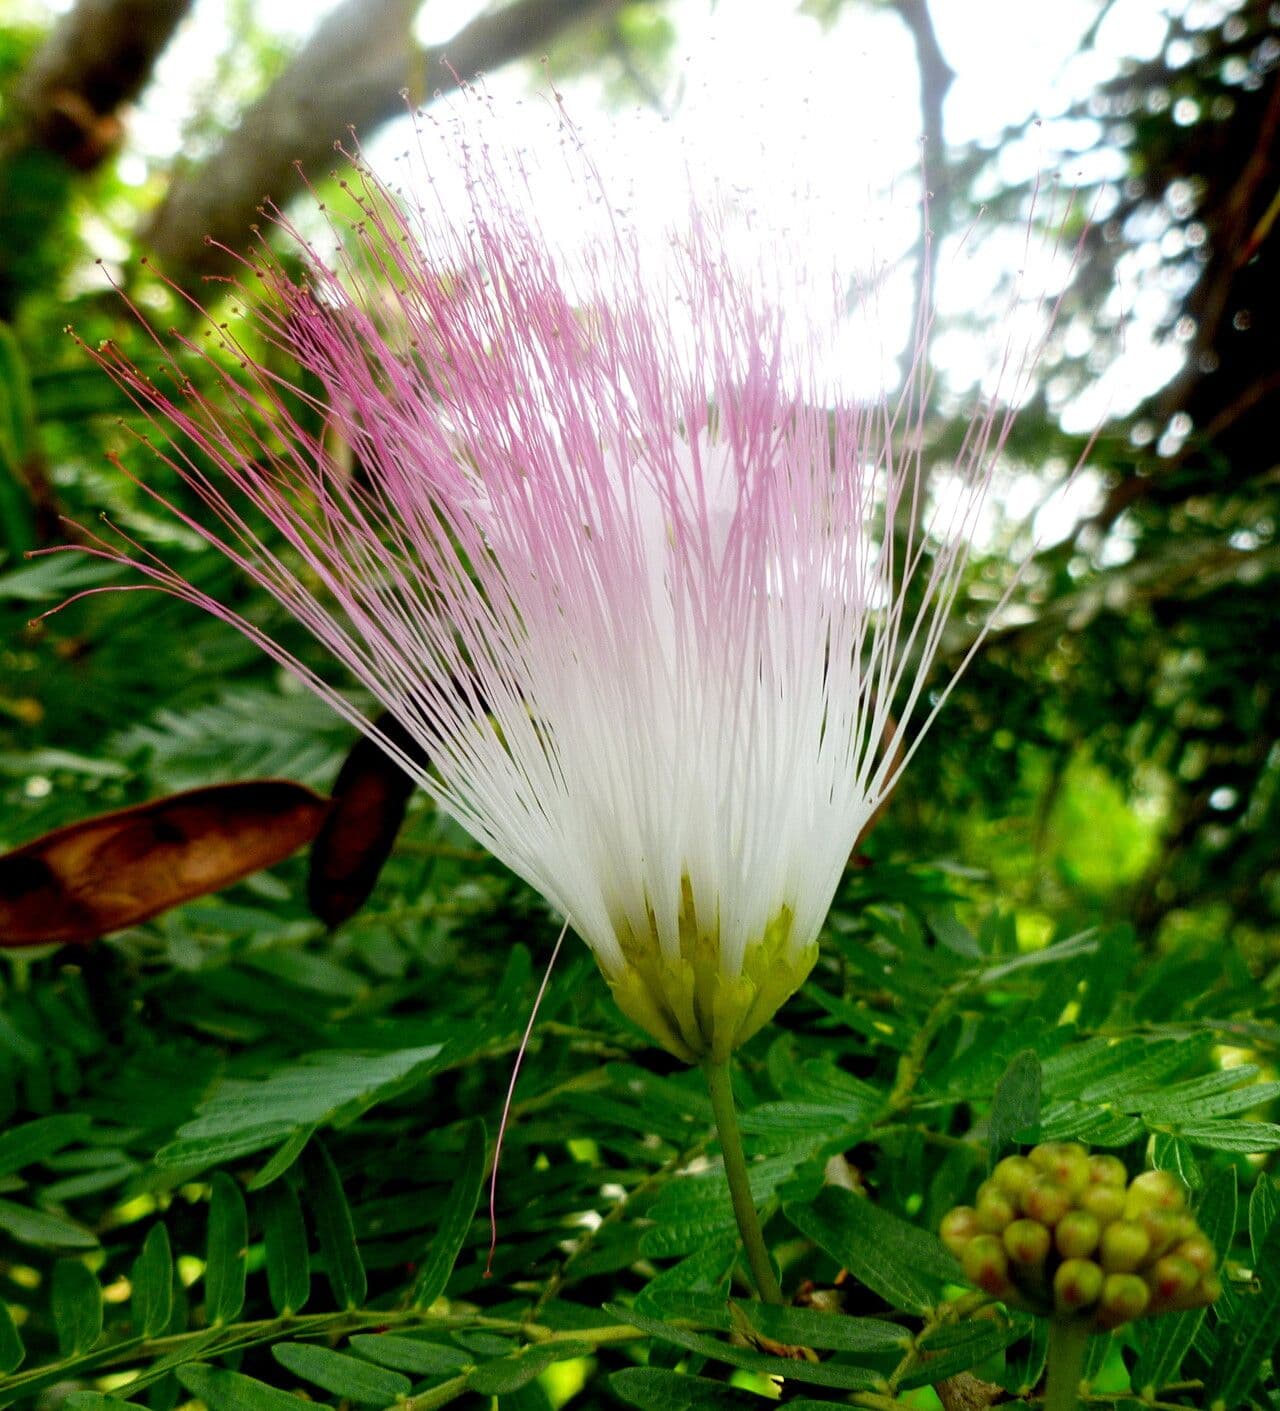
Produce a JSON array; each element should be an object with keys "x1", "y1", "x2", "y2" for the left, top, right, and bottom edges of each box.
[
  {"x1": 605, "y1": 1304, "x2": 880, "y2": 1391},
  {"x1": 0, "y1": 1297, "x2": 24, "y2": 1373},
  {"x1": 1209, "y1": 1214, "x2": 1280, "y2": 1410},
  {"x1": 1041, "y1": 1036, "x2": 1204, "y2": 1103},
  {"x1": 50, "y1": 1260, "x2": 101, "y2": 1357},
  {"x1": 349, "y1": 1333, "x2": 473, "y2": 1375},
  {"x1": 247, "y1": 1127, "x2": 314, "y2": 1192},
  {"x1": 0, "y1": 1199, "x2": 97, "y2": 1250},
  {"x1": 412, "y1": 1118, "x2": 486, "y2": 1309},
  {"x1": 988, "y1": 1049, "x2": 1042, "y2": 1167},
  {"x1": 641, "y1": 1153, "x2": 804, "y2": 1258},
  {"x1": 898, "y1": 1318, "x2": 1023, "y2": 1389},
  {"x1": 467, "y1": 1341, "x2": 593, "y2": 1395},
  {"x1": 259, "y1": 1179, "x2": 310, "y2": 1316},
  {"x1": 0, "y1": 324, "x2": 37, "y2": 556},
  {"x1": 204, "y1": 1172, "x2": 248, "y2": 1326},
  {"x1": 1151, "y1": 1133, "x2": 1203, "y2": 1190},
  {"x1": 178, "y1": 1363, "x2": 317, "y2": 1411},
  {"x1": 611, "y1": 1367, "x2": 778, "y2": 1410},
  {"x1": 156, "y1": 1045, "x2": 449, "y2": 1169},
  {"x1": 1137, "y1": 1075, "x2": 1280, "y2": 1122},
  {"x1": 301, "y1": 1138, "x2": 366, "y2": 1310},
  {"x1": 130, "y1": 1222, "x2": 173, "y2": 1339},
  {"x1": 729, "y1": 1298, "x2": 910, "y2": 1354},
  {"x1": 272, "y1": 1342, "x2": 411, "y2": 1404},
  {"x1": 61, "y1": 1394, "x2": 144, "y2": 1411},
  {"x1": 998, "y1": 1314, "x2": 1047, "y2": 1396},
  {"x1": 785, "y1": 1185, "x2": 959, "y2": 1314},
  {"x1": 1249, "y1": 1176, "x2": 1278, "y2": 1263},
  {"x1": 1174, "y1": 1121, "x2": 1280, "y2": 1153},
  {"x1": 0, "y1": 1116, "x2": 90, "y2": 1178}
]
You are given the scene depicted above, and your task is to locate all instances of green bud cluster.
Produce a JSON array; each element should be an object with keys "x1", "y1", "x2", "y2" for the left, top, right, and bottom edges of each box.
[{"x1": 941, "y1": 1143, "x2": 1221, "y2": 1330}]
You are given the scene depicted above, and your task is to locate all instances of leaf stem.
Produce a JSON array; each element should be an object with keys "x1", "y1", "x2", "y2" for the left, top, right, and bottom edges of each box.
[
  {"x1": 1044, "y1": 1318, "x2": 1090, "y2": 1411},
  {"x1": 702, "y1": 1059, "x2": 784, "y2": 1305},
  {"x1": 886, "y1": 982, "x2": 964, "y2": 1115}
]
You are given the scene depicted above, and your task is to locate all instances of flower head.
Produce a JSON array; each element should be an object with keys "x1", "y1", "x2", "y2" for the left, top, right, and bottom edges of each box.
[
  {"x1": 70, "y1": 101, "x2": 1031, "y2": 1061},
  {"x1": 942, "y1": 1144, "x2": 1221, "y2": 1330}
]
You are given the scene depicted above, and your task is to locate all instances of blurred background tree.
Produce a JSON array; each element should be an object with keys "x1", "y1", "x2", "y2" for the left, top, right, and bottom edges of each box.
[{"x1": 0, "y1": 0, "x2": 1275, "y2": 968}]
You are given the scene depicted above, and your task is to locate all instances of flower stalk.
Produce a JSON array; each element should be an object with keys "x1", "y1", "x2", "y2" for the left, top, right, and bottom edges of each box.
[
  {"x1": 1044, "y1": 1317, "x2": 1089, "y2": 1411},
  {"x1": 703, "y1": 1059, "x2": 783, "y2": 1305}
]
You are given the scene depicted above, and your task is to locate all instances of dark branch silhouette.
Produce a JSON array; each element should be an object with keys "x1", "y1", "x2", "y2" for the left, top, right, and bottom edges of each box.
[
  {"x1": 145, "y1": 0, "x2": 622, "y2": 282},
  {"x1": 16, "y1": 0, "x2": 196, "y2": 169}
]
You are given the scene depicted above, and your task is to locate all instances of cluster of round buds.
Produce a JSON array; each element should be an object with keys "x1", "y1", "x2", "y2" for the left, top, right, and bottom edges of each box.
[{"x1": 941, "y1": 1143, "x2": 1222, "y2": 1331}]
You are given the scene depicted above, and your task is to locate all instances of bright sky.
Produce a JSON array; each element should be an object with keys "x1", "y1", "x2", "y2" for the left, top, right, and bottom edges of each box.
[{"x1": 30, "y1": 0, "x2": 1219, "y2": 536}]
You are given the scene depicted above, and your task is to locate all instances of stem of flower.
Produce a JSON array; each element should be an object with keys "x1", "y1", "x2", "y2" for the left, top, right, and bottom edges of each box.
[
  {"x1": 1044, "y1": 1318, "x2": 1090, "y2": 1411},
  {"x1": 702, "y1": 1059, "x2": 784, "y2": 1305}
]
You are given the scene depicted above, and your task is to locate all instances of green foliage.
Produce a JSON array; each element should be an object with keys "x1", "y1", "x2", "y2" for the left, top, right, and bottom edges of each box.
[
  {"x1": 0, "y1": 1, "x2": 1277, "y2": 1409},
  {"x1": 0, "y1": 852, "x2": 1273, "y2": 1409}
]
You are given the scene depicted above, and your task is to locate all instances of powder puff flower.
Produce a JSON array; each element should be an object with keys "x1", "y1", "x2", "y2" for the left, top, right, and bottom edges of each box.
[{"x1": 65, "y1": 102, "x2": 1032, "y2": 1064}]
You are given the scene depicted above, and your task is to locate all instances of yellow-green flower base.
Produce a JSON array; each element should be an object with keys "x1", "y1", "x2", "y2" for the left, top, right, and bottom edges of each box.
[{"x1": 604, "y1": 883, "x2": 816, "y2": 1062}]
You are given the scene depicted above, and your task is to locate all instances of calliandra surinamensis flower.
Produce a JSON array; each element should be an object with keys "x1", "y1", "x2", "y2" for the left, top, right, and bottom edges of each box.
[{"x1": 62, "y1": 102, "x2": 1042, "y2": 1063}]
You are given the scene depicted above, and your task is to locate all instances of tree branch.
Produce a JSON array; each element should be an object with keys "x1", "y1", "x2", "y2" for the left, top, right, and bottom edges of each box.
[
  {"x1": 16, "y1": 0, "x2": 195, "y2": 169},
  {"x1": 144, "y1": 0, "x2": 622, "y2": 283},
  {"x1": 890, "y1": 0, "x2": 953, "y2": 549},
  {"x1": 891, "y1": 0, "x2": 954, "y2": 346}
]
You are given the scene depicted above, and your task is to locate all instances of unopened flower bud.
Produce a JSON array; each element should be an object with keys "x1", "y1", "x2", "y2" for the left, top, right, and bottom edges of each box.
[
  {"x1": 1138, "y1": 1209, "x2": 1181, "y2": 1260},
  {"x1": 941, "y1": 1147, "x2": 1222, "y2": 1334},
  {"x1": 1148, "y1": 1255, "x2": 1200, "y2": 1308},
  {"x1": 992, "y1": 1155, "x2": 1037, "y2": 1201},
  {"x1": 1098, "y1": 1272, "x2": 1150, "y2": 1329},
  {"x1": 1088, "y1": 1155, "x2": 1127, "y2": 1188},
  {"x1": 1053, "y1": 1258, "x2": 1103, "y2": 1314},
  {"x1": 1055, "y1": 1210, "x2": 1101, "y2": 1259},
  {"x1": 963, "y1": 1235, "x2": 1012, "y2": 1297},
  {"x1": 1030, "y1": 1142, "x2": 1090, "y2": 1197},
  {"x1": 941, "y1": 1205, "x2": 981, "y2": 1256},
  {"x1": 976, "y1": 1184, "x2": 1017, "y2": 1233},
  {"x1": 1176, "y1": 1233, "x2": 1215, "y2": 1274},
  {"x1": 1079, "y1": 1184, "x2": 1126, "y2": 1224},
  {"x1": 1004, "y1": 1218, "x2": 1052, "y2": 1268},
  {"x1": 1022, "y1": 1177, "x2": 1072, "y2": 1226},
  {"x1": 1126, "y1": 1170, "x2": 1185, "y2": 1215},
  {"x1": 1100, "y1": 1220, "x2": 1150, "y2": 1272}
]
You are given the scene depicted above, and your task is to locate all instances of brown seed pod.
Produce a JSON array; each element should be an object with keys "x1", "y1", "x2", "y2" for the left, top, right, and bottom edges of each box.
[{"x1": 0, "y1": 780, "x2": 329, "y2": 946}]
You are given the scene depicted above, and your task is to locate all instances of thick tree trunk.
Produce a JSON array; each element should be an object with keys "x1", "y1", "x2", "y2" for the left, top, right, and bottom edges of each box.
[
  {"x1": 145, "y1": 0, "x2": 621, "y2": 283},
  {"x1": 17, "y1": 0, "x2": 196, "y2": 169}
]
